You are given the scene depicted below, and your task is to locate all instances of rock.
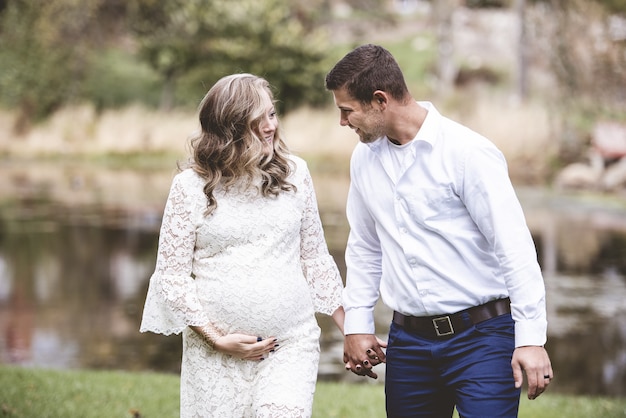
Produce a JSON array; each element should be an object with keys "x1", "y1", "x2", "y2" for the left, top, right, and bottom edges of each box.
[
  {"x1": 600, "y1": 156, "x2": 626, "y2": 191},
  {"x1": 554, "y1": 149, "x2": 604, "y2": 190},
  {"x1": 592, "y1": 121, "x2": 626, "y2": 160}
]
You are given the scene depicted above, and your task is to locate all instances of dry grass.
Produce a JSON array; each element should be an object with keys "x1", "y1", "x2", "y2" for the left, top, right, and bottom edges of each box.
[
  {"x1": 0, "y1": 104, "x2": 194, "y2": 157},
  {"x1": 0, "y1": 96, "x2": 558, "y2": 185},
  {"x1": 447, "y1": 96, "x2": 559, "y2": 184},
  {"x1": 282, "y1": 106, "x2": 359, "y2": 158}
]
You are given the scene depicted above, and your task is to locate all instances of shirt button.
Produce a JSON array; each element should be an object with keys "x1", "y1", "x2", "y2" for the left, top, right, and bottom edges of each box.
[
  {"x1": 401, "y1": 228, "x2": 407, "y2": 234},
  {"x1": 419, "y1": 290, "x2": 428, "y2": 297}
]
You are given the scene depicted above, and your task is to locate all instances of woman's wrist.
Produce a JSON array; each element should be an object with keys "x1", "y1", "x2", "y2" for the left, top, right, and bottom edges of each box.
[{"x1": 191, "y1": 323, "x2": 224, "y2": 349}]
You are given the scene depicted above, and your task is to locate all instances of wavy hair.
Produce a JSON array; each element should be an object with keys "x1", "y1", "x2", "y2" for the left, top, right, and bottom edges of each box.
[{"x1": 188, "y1": 74, "x2": 295, "y2": 215}]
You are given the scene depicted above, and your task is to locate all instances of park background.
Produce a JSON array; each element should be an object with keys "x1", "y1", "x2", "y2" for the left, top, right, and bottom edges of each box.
[{"x1": 1, "y1": 0, "x2": 626, "y2": 416}]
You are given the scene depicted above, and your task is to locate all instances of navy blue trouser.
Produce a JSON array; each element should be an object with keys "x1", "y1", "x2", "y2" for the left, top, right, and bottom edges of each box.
[{"x1": 385, "y1": 313, "x2": 520, "y2": 418}]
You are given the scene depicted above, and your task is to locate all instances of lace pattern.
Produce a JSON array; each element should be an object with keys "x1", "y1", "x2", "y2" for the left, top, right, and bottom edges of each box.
[
  {"x1": 140, "y1": 176, "x2": 209, "y2": 335},
  {"x1": 140, "y1": 156, "x2": 342, "y2": 417}
]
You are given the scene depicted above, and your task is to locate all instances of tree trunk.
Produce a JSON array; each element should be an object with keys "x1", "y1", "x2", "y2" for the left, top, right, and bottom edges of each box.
[
  {"x1": 160, "y1": 74, "x2": 176, "y2": 111},
  {"x1": 433, "y1": 0, "x2": 458, "y2": 97},
  {"x1": 515, "y1": 0, "x2": 529, "y2": 101}
]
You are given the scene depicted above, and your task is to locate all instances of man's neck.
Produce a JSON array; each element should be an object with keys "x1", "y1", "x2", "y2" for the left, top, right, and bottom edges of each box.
[{"x1": 386, "y1": 101, "x2": 428, "y2": 146}]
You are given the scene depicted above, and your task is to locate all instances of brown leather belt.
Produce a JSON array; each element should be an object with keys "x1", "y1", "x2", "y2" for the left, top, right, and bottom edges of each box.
[{"x1": 392, "y1": 298, "x2": 511, "y2": 339}]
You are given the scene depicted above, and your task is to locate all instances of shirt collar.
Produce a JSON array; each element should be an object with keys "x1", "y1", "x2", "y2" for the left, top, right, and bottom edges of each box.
[
  {"x1": 365, "y1": 101, "x2": 441, "y2": 153},
  {"x1": 413, "y1": 101, "x2": 440, "y2": 149}
]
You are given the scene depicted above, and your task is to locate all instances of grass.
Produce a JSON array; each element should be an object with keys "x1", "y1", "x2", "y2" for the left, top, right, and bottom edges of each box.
[
  {"x1": 0, "y1": 366, "x2": 179, "y2": 418},
  {"x1": 1, "y1": 366, "x2": 625, "y2": 417}
]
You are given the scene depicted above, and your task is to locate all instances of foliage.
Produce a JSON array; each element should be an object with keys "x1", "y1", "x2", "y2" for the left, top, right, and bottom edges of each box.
[
  {"x1": 0, "y1": 0, "x2": 97, "y2": 124},
  {"x1": 1, "y1": 365, "x2": 626, "y2": 418},
  {"x1": 384, "y1": 37, "x2": 438, "y2": 98},
  {"x1": 599, "y1": 0, "x2": 626, "y2": 14},
  {"x1": 82, "y1": 48, "x2": 162, "y2": 110},
  {"x1": 127, "y1": 0, "x2": 332, "y2": 113},
  {"x1": 0, "y1": 0, "x2": 134, "y2": 124},
  {"x1": 0, "y1": 0, "x2": 339, "y2": 125}
]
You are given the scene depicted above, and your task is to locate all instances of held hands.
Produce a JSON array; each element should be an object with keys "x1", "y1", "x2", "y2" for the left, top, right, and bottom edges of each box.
[
  {"x1": 214, "y1": 334, "x2": 279, "y2": 361},
  {"x1": 343, "y1": 334, "x2": 388, "y2": 379},
  {"x1": 511, "y1": 345, "x2": 554, "y2": 400}
]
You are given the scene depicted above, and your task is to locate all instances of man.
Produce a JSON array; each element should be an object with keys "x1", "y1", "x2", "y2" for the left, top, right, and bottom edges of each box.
[{"x1": 325, "y1": 44, "x2": 553, "y2": 417}]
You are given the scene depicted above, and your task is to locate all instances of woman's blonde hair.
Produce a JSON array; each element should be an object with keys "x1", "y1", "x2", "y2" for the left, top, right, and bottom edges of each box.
[{"x1": 188, "y1": 73, "x2": 295, "y2": 215}]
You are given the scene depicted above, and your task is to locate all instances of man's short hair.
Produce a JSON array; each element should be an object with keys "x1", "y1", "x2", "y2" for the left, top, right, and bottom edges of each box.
[{"x1": 325, "y1": 44, "x2": 410, "y2": 104}]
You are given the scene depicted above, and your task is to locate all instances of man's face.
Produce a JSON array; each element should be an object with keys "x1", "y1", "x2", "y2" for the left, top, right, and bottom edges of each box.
[{"x1": 332, "y1": 87, "x2": 385, "y2": 144}]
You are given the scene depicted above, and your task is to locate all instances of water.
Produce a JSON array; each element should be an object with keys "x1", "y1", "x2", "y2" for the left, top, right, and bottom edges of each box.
[{"x1": 1, "y1": 161, "x2": 626, "y2": 397}]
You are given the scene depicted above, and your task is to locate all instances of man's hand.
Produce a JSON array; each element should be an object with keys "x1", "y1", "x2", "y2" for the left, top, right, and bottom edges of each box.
[
  {"x1": 343, "y1": 334, "x2": 387, "y2": 379},
  {"x1": 511, "y1": 345, "x2": 553, "y2": 400}
]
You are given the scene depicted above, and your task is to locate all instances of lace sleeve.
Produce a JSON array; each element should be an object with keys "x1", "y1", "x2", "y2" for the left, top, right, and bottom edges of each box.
[
  {"x1": 140, "y1": 173, "x2": 209, "y2": 335},
  {"x1": 299, "y1": 165, "x2": 344, "y2": 316}
]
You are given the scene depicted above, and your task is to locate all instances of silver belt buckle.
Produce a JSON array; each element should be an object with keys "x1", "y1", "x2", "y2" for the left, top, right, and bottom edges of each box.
[{"x1": 433, "y1": 316, "x2": 454, "y2": 336}]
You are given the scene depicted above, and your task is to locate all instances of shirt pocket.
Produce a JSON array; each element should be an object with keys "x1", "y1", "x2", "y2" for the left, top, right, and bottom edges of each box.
[{"x1": 402, "y1": 187, "x2": 454, "y2": 226}]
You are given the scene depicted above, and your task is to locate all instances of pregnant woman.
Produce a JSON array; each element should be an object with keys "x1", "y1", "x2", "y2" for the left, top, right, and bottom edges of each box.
[{"x1": 140, "y1": 73, "x2": 345, "y2": 417}]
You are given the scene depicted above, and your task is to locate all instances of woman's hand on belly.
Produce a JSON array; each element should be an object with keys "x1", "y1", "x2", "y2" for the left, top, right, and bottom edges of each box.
[{"x1": 215, "y1": 333, "x2": 279, "y2": 361}]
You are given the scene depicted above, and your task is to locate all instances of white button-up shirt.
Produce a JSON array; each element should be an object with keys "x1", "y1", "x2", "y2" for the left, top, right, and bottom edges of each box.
[{"x1": 343, "y1": 102, "x2": 547, "y2": 347}]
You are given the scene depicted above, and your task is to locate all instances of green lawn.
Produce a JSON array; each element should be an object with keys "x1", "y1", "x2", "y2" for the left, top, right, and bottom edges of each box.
[{"x1": 1, "y1": 366, "x2": 624, "y2": 417}]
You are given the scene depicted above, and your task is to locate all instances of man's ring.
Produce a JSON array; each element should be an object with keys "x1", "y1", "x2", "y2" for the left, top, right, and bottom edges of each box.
[{"x1": 544, "y1": 375, "x2": 551, "y2": 379}]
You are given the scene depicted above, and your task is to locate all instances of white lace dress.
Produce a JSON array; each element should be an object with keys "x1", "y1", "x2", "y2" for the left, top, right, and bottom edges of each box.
[{"x1": 140, "y1": 156, "x2": 343, "y2": 418}]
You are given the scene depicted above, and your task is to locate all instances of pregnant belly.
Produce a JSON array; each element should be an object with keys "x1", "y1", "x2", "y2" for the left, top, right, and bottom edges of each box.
[{"x1": 196, "y1": 271, "x2": 315, "y2": 337}]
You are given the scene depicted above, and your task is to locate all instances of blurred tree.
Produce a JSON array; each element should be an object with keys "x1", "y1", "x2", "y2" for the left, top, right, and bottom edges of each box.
[
  {"x1": 0, "y1": 0, "x2": 334, "y2": 128},
  {"x1": 540, "y1": 0, "x2": 626, "y2": 105},
  {"x1": 0, "y1": 0, "x2": 127, "y2": 130},
  {"x1": 127, "y1": 0, "x2": 331, "y2": 113},
  {"x1": 528, "y1": 0, "x2": 626, "y2": 165},
  {"x1": 0, "y1": 0, "x2": 90, "y2": 129},
  {"x1": 515, "y1": 0, "x2": 529, "y2": 100},
  {"x1": 432, "y1": 0, "x2": 460, "y2": 96},
  {"x1": 587, "y1": 0, "x2": 626, "y2": 15},
  {"x1": 126, "y1": 0, "x2": 201, "y2": 110}
]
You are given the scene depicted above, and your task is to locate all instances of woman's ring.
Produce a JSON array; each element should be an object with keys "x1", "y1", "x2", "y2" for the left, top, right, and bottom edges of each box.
[{"x1": 544, "y1": 375, "x2": 551, "y2": 379}]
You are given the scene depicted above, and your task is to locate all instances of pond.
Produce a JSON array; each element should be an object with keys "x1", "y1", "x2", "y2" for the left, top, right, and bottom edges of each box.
[{"x1": 1, "y1": 161, "x2": 626, "y2": 397}]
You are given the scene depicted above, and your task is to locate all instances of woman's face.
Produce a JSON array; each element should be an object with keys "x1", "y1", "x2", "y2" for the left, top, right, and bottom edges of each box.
[{"x1": 255, "y1": 91, "x2": 278, "y2": 156}]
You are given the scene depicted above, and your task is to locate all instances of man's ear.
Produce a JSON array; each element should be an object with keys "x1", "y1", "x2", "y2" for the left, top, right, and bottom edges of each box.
[{"x1": 372, "y1": 91, "x2": 388, "y2": 108}]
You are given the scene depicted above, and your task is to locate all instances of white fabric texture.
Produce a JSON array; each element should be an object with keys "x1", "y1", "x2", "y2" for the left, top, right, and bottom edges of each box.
[
  {"x1": 140, "y1": 155, "x2": 343, "y2": 417},
  {"x1": 342, "y1": 102, "x2": 547, "y2": 348}
]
